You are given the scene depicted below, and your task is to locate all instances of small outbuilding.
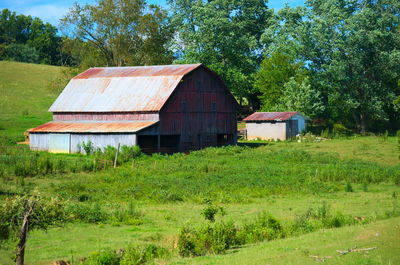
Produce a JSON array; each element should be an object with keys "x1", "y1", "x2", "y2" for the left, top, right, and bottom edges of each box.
[
  {"x1": 29, "y1": 64, "x2": 238, "y2": 153},
  {"x1": 243, "y1": 112, "x2": 307, "y2": 141}
]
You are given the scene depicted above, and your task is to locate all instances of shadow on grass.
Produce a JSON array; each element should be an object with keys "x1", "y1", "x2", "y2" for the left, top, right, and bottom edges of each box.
[{"x1": 237, "y1": 142, "x2": 271, "y2": 148}]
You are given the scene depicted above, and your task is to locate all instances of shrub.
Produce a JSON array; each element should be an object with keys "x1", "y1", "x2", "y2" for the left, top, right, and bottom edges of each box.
[
  {"x1": 120, "y1": 244, "x2": 167, "y2": 265},
  {"x1": 201, "y1": 203, "x2": 224, "y2": 222},
  {"x1": 66, "y1": 203, "x2": 107, "y2": 223},
  {"x1": 345, "y1": 182, "x2": 354, "y2": 192},
  {"x1": 103, "y1": 146, "x2": 117, "y2": 162},
  {"x1": 237, "y1": 212, "x2": 283, "y2": 244},
  {"x1": 80, "y1": 249, "x2": 121, "y2": 265},
  {"x1": 119, "y1": 145, "x2": 142, "y2": 163},
  {"x1": 82, "y1": 141, "x2": 94, "y2": 155}
]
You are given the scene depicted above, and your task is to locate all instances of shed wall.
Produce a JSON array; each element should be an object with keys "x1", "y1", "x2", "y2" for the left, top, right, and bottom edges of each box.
[
  {"x1": 30, "y1": 133, "x2": 49, "y2": 151},
  {"x1": 246, "y1": 122, "x2": 287, "y2": 140},
  {"x1": 70, "y1": 134, "x2": 136, "y2": 153},
  {"x1": 291, "y1": 114, "x2": 306, "y2": 132}
]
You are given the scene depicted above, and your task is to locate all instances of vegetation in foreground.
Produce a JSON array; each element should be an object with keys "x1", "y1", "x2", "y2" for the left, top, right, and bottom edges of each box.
[{"x1": 0, "y1": 134, "x2": 399, "y2": 264}]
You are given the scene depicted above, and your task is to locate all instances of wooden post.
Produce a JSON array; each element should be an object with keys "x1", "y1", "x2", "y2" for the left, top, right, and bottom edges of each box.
[
  {"x1": 132, "y1": 159, "x2": 135, "y2": 169},
  {"x1": 114, "y1": 143, "x2": 120, "y2": 168}
]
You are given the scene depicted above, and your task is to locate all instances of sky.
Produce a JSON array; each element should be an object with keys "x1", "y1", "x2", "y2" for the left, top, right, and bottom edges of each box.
[{"x1": 0, "y1": 0, "x2": 305, "y2": 26}]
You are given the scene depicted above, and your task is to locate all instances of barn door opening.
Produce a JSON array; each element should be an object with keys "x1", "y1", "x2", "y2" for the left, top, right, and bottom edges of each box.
[
  {"x1": 217, "y1": 134, "x2": 233, "y2": 146},
  {"x1": 137, "y1": 135, "x2": 158, "y2": 154},
  {"x1": 160, "y1": 135, "x2": 180, "y2": 154}
]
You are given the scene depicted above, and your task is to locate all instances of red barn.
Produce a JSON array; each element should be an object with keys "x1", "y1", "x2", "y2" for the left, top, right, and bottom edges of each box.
[{"x1": 29, "y1": 64, "x2": 238, "y2": 153}]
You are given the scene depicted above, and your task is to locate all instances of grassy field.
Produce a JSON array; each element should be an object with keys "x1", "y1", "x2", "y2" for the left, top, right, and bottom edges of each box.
[
  {"x1": 0, "y1": 61, "x2": 399, "y2": 265},
  {"x1": 0, "y1": 61, "x2": 61, "y2": 141}
]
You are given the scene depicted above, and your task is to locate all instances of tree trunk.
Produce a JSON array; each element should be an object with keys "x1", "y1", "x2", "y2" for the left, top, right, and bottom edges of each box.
[
  {"x1": 15, "y1": 204, "x2": 34, "y2": 265},
  {"x1": 359, "y1": 113, "x2": 368, "y2": 135}
]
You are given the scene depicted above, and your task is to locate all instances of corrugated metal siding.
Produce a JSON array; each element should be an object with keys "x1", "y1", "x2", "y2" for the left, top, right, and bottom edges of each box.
[
  {"x1": 48, "y1": 133, "x2": 70, "y2": 153},
  {"x1": 30, "y1": 133, "x2": 49, "y2": 151},
  {"x1": 53, "y1": 112, "x2": 159, "y2": 121},
  {"x1": 71, "y1": 134, "x2": 136, "y2": 153},
  {"x1": 49, "y1": 76, "x2": 183, "y2": 112}
]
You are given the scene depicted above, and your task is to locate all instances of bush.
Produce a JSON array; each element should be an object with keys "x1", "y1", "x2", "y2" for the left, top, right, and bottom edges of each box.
[
  {"x1": 3, "y1": 43, "x2": 40, "y2": 63},
  {"x1": 201, "y1": 203, "x2": 225, "y2": 222},
  {"x1": 119, "y1": 145, "x2": 142, "y2": 163},
  {"x1": 82, "y1": 141, "x2": 95, "y2": 155},
  {"x1": 237, "y1": 212, "x2": 283, "y2": 243},
  {"x1": 120, "y1": 244, "x2": 167, "y2": 265},
  {"x1": 80, "y1": 249, "x2": 121, "y2": 265},
  {"x1": 66, "y1": 203, "x2": 107, "y2": 223},
  {"x1": 178, "y1": 221, "x2": 237, "y2": 256}
]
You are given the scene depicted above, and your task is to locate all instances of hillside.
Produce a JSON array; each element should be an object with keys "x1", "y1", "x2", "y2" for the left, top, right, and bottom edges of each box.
[{"x1": 0, "y1": 61, "x2": 62, "y2": 141}]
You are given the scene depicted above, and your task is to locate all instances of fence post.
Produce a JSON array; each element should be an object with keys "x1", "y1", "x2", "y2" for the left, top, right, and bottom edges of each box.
[{"x1": 114, "y1": 143, "x2": 120, "y2": 168}]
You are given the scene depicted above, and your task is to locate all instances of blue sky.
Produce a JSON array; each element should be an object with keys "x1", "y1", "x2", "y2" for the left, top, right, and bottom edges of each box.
[{"x1": 0, "y1": 0, "x2": 305, "y2": 26}]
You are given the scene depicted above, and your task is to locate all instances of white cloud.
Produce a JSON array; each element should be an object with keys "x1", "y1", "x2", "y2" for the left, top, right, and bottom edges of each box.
[{"x1": 22, "y1": 4, "x2": 70, "y2": 25}]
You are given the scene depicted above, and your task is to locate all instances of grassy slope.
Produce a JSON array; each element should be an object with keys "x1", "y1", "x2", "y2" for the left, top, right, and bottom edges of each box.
[
  {"x1": 0, "y1": 61, "x2": 61, "y2": 140},
  {"x1": 173, "y1": 217, "x2": 400, "y2": 265}
]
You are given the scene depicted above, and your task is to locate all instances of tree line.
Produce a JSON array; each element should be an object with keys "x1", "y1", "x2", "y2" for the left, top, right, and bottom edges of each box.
[{"x1": 1, "y1": 0, "x2": 399, "y2": 133}]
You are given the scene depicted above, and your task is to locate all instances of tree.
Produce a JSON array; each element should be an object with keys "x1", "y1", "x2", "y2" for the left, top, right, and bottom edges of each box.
[
  {"x1": 60, "y1": 0, "x2": 174, "y2": 67},
  {"x1": 169, "y1": 0, "x2": 273, "y2": 107},
  {"x1": 278, "y1": 77, "x2": 325, "y2": 118},
  {"x1": 0, "y1": 194, "x2": 66, "y2": 265},
  {"x1": 261, "y1": 0, "x2": 400, "y2": 133},
  {"x1": 0, "y1": 9, "x2": 62, "y2": 65},
  {"x1": 255, "y1": 52, "x2": 308, "y2": 111}
]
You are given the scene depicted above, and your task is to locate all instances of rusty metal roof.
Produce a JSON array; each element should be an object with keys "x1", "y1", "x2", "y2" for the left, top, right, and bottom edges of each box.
[
  {"x1": 28, "y1": 121, "x2": 157, "y2": 133},
  {"x1": 243, "y1": 112, "x2": 300, "y2": 121},
  {"x1": 49, "y1": 64, "x2": 202, "y2": 113},
  {"x1": 74, "y1": 64, "x2": 202, "y2": 79}
]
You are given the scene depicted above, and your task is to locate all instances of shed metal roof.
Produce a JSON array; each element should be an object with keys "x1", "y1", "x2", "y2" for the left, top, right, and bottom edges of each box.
[
  {"x1": 243, "y1": 112, "x2": 300, "y2": 121},
  {"x1": 49, "y1": 64, "x2": 202, "y2": 112},
  {"x1": 28, "y1": 121, "x2": 157, "y2": 133}
]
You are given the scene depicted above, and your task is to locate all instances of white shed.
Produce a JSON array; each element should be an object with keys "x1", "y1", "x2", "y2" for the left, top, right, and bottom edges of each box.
[{"x1": 243, "y1": 112, "x2": 308, "y2": 141}]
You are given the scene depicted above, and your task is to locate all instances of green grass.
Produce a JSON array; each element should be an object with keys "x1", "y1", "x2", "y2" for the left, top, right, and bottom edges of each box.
[{"x1": 0, "y1": 61, "x2": 61, "y2": 141}]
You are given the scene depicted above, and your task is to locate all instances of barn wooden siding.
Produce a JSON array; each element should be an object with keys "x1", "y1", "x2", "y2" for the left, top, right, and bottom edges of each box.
[{"x1": 160, "y1": 67, "x2": 237, "y2": 151}]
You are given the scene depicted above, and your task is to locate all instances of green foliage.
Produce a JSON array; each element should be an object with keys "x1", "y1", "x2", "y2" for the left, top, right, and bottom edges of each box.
[
  {"x1": 81, "y1": 141, "x2": 94, "y2": 155},
  {"x1": 237, "y1": 212, "x2": 283, "y2": 244},
  {"x1": 80, "y1": 249, "x2": 121, "y2": 265},
  {"x1": 3, "y1": 43, "x2": 40, "y2": 63},
  {"x1": 262, "y1": 1, "x2": 400, "y2": 132},
  {"x1": 201, "y1": 201, "x2": 225, "y2": 222},
  {"x1": 345, "y1": 182, "x2": 354, "y2": 193},
  {"x1": 80, "y1": 244, "x2": 167, "y2": 265},
  {"x1": 60, "y1": 0, "x2": 174, "y2": 67},
  {"x1": 278, "y1": 77, "x2": 325, "y2": 118},
  {"x1": 120, "y1": 244, "x2": 167, "y2": 265},
  {"x1": 170, "y1": 0, "x2": 273, "y2": 106},
  {"x1": 119, "y1": 145, "x2": 142, "y2": 163},
  {"x1": 66, "y1": 202, "x2": 107, "y2": 223},
  {"x1": 255, "y1": 52, "x2": 309, "y2": 111},
  {"x1": 178, "y1": 221, "x2": 238, "y2": 256},
  {"x1": 0, "y1": 9, "x2": 63, "y2": 65},
  {"x1": 0, "y1": 193, "x2": 67, "y2": 241}
]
